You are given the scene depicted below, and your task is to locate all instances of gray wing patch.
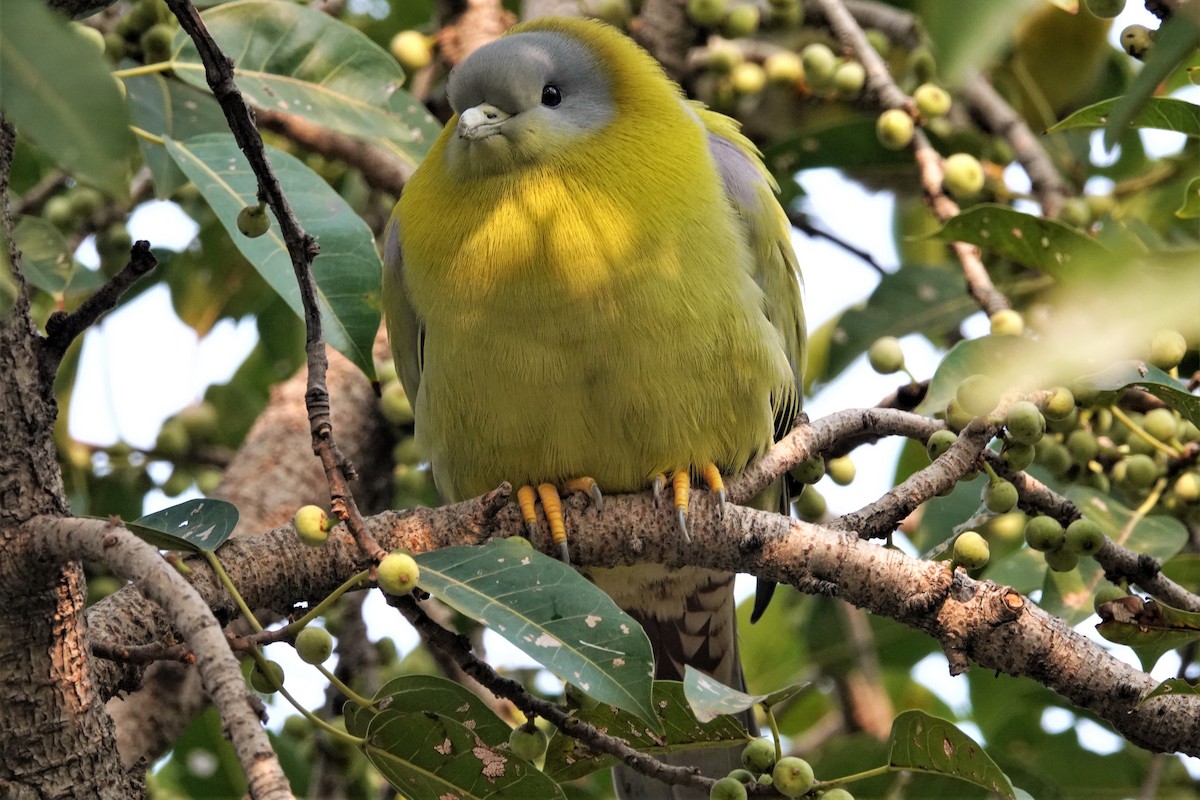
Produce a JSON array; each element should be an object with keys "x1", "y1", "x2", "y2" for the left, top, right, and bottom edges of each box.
[{"x1": 381, "y1": 216, "x2": 424, "y2": 406}]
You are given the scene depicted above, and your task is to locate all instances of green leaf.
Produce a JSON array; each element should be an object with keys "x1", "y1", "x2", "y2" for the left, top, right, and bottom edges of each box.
[
  {"x1": 1102, "y1": 13, "x2": 1200, "y2": 149},
  {"x1": 544, "y1": 680, "x2": 750, "y2": 782},
  {"x1": 171, "y1": 0, "x2": 440, "y2": 169},
  {"x1": 416, "y1": 540, "x2": 657, "y2": 728},
  {"x1": 371, "y1": 675, "x2": 512, "y2": 746},
  {"x1": 767, "y1": 118, "x2": 915, "y2": 177},
  {"x1": 0, "y1": 0, "x2": 136, "y2": 197},
  {"x1": 820, "y1": 266, "x2": 975, "y2": 383},
  {"x1": 1049, "y1": 96, "x2": 1200, "y2": 139},
  {"x1": 164, "y1": 133, "x2": 381, "y2": 378},
  {"x1": 1176, "y1": 177, "x2": 1200, "y2": 219},
  {"x1": 1075, "y1": 361, "x2": 1200, "y2": 428},
  {"x1": 1141, "y1": 677, "x2": 1200, "y2": 704},
  {"x1": 925, "y1": 204, "x2": 1113, "y2": 279},
  {"x1": 916, "y1": 335, "x2": 1032, "y2": 416},
  {"x1": 363, "y1": 710, "x2": 566, "y2": 800},
  {"x1": 1097, "y1": 598, "x2": 1200, "y2": 671},
  {"x1": 13, "y1": 216, "x2": 82, "y2": 294},
  {"x1": 888, "y1": 709, "x2": 1016, "y2": 799},
  {"x1": 682, "y1": 665, "x2": 766, "y2": 723},
  {"x1": 124, "y1": 69, "x2": 227, "y2": 198},
  {"x1": 127, "y1": 498, "x2": 239, "y2": 552},
  {"x1": 916, "y1": 0, "x2": 1039, "y2": 86},
  {"x1": 681, "y1": 665, "x2": 807, "y2": 722}
]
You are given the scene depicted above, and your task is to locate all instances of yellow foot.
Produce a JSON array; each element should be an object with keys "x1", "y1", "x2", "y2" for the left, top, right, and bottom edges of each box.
[
  {"x1": 654, "y1": 463, "x2": 726, "y2": 542},
  {"x1": 516, "y1": 479, "x2": 604, "y2": 564}
]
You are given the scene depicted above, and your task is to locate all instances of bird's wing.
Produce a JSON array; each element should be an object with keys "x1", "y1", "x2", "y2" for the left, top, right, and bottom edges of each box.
[
  {"x1": 381, "y1": 214, "x2": 424, "y2": 406},
  {"x1": 700, "y1": 108, "x2": 806, "y2": 622},
  {"x1": 699, "y1": 106, "x2": 806, "y2": 434}
]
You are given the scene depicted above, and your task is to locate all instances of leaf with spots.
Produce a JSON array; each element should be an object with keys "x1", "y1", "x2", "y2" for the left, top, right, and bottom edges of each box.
[
  {"x1": 924, "y1": 204, "x2": 1113, "y2": 281},
  {"x1": 415, "y1": 540, "x2": 658, "y2": 728},
  {"x1": 888, "y1": 710, "x2": 1016, "y2": 798},
  {"x1": 369, "y1": 674, "x2": 512, "y2": 746},
  {"x1": 543, "y1": 680, "x2": 750, "y2": 782},
  {"x1": 126, "y1": 498, "x2": 239, "y2": 552},
  {"x1": 1097, "y1": 598, "x2": 1200, "y2": 672},
  {"x1": 363, "y1": 709, "x2": 566, "y2": 800}
]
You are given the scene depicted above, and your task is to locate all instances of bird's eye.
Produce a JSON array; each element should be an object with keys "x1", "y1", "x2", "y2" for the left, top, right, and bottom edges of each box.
[{"x1": 541, "y1": 84, "x2": 562, "y2": 107}]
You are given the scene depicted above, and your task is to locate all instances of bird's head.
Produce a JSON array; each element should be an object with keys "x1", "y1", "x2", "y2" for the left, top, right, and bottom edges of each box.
[{"x1": 442, "y1": 19, "x2": 682, "y2": 177}]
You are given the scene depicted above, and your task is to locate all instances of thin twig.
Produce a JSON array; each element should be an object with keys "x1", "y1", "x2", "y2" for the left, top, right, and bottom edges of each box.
[
  {"x1": 389, "y1": 593, "x2": 714, "y2": 795},
  {"x1": 164, "y1": 0, "x2": 385, "y2": 561},
  {"x1": 39, "y1": 240, "x2": 158, "y2": 373},
  {"x1": 91, "y1": 639, "x2": 194, "y2": 665},
  {"x1": 787, "y1": 208, "x2": 888, "y2": 275},
  {"x1": 811, "y1": 0, "x2": 1012, "y2": 317}
]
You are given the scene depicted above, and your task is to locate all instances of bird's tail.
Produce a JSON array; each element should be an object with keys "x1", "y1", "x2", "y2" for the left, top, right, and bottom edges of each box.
[{"x1": 590, "y1": 565, "x2": 753, "y2": 799}]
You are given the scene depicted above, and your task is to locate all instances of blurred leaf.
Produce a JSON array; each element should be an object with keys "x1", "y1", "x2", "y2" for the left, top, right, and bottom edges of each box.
[
  {"x1": 172, "y1": 0, "x2": 440, "y2": 169},
  {"x1": 1076, "y1": 361, "x2": 1200, "y2": 428},
  {"x1": 916, "y1": 335, "x2": 1032, "y2": 416},
  {"x1": 1097, "y1": 598, "x2": 1200, "y2": 671},
  {"x1": 1050, "y1": 96, "x2": 1200, "y2": 139},
  {"x1": 916, "y1": 0, "x2": 1039, "y2": 86},
  {"x1": 124, "y1": 70, "x2": 227, "y2": 198},
  {"x1": 1102, "y1": 12, "x2": 1200, "y2": 149},
  {"x1": 1176, "y1": 177, "x2": 1200, "y2": 219},
  {"x1": 767, "y1": 118, "x2": 915, "y2": 177},
  {"x1": 0, "y1": 0, "x2": 136, "y2": 197},
  {"x1": 13, "y1": 216, "x2": 82, "y2": 294},
  {"x1": 127, "y1": 498, "x2": 239, "y2": 552},
  {"x1": 415, "y1": 540, "x2": 657, "y2": 728},
  {"x1": 371, "y1": 675, "x2": 512, "y2": 746},
  {"x1": 821, "y1": 266, "x2": 973, "y2": 383},
  {"x1": 544, "y1": 680, "x2": 749, "y2": 782},
  {"x1": 925, "y1": 204, "x2": 1113, "y2": 280},
  {"x1": 889, "y1": 710, "x2": 1016, "y2": 799},
  {"x1": 151, "y1": 707, "x2": 246, "y2": 797},
  {"x1": 164, "y1": 133, "x2": 381, "y2": 378},
  {"x1": 363, "y1": 709, "x2": 566, "y2": 799}
]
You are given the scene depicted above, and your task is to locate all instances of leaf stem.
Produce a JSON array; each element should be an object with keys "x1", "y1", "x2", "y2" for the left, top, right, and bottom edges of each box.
[
  {"x1": 1110, "y1": 405, "x2": 1181, "y2": 459},
  {"x1": 819, "y1": 764, "x2": 891, "y2": 789},
  {"x1": 112, "y1": 62, "x2": 175, "y2": 78},
  {"x1": 278, "y1": 569, "x2": 370, "y2": 637},
  {"x1": 316, "y1": 663, "x2": 376, "y2": 711},
  {"x1": 203, "y1": 550, "x2": 263, "y2": 633}
]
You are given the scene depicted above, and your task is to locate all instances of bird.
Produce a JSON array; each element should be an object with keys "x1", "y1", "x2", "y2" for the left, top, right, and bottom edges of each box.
[{"x1": 382, "y1": 17, "x2": 804, "y2": 798}]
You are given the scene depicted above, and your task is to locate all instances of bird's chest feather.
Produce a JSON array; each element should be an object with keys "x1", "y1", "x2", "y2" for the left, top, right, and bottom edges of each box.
[{"x1": 401, "y1": 168, "x2": 782, "y2": 501}]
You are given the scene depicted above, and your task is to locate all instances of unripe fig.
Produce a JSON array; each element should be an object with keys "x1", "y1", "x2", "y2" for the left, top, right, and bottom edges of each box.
[
  {"x1": 295, "y1": 626, "x2": 334, "y2": 665},
  {"x1": 293, "y1": 504, "x2": 331, "y2": 547},
  {"x1": 508, "y1": 724, "x2": 549, "y2": 761},
  {"x1": 876, "y1": 109, "x2": 914, "y2": 150},
  {"x1": 913, "y1": 83, "x2": 951, "y2": 118},
  {"x1": 390, "y1": 30, "x2": 433, "y2": 74},
  {"x1": 772, "y1": 756, "x2": 815, "y2": 798},
  {"x1": 942, "y1": 153, "x2": 985, "y2": 199},
  {"x1": 1024, "y1": 515, "x2": 1064, "y2": 552},
  {"x1": 250, "y1": 660, "x2": 284, "y2": 693},
  {"x1": 867, "y1": 335, "x2": 904, "y2": 374},
  {"x1": 377, "y1": 550, "x2": 420, "y2": 595},
  {"x1": 741, "y1": 737, "x2": 776, "y2": 773},
  {"x1": 236, "y1": 203, "x2": 271, "y2": 238},
  {"x1": 953, "y1": 530, "x2": 990, "y2": 570}
]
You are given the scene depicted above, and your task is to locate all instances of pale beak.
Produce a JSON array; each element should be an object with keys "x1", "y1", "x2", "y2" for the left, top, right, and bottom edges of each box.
[{"x1": 457, "y1": 103, "x2": 511, "y2": 141}]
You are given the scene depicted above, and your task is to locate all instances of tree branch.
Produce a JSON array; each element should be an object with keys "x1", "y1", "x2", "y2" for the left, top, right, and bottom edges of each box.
[{"x1": 33, "y1": 517, "x2": 293, "y2": 800}]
